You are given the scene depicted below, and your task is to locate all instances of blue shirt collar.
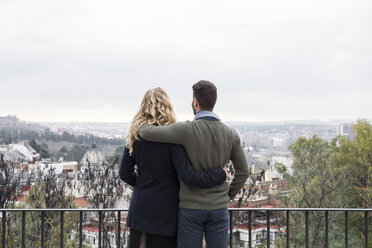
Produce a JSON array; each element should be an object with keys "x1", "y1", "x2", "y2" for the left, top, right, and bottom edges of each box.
[{"x1": 193, "y1": 110, "x2": 221, "y2": 121}]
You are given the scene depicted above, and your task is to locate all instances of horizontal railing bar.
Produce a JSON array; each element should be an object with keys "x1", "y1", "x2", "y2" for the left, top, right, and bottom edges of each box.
[
  {"x1": 0, "y1": 208, "x2": 130, "y2": 212},
  {"x1": 228, "y1": 208, "x2": 372, "y2": 212},
  {"x1": 1, "y1": 208, "x2": 372, "y2": 212}
]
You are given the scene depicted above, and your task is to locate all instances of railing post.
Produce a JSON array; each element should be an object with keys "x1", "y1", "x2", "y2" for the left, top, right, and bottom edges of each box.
[
  {"x1": 79, "y1": 211, "x2": 83, "y2": 248},
  {"x1": 22, "y1": 211, "x2": 26, "y2": 248},
  {"x1": 2, "y1": 211, "x2": 6, "y2": 248},
  {"x1": 248, "y1": 210, "x2": 252, "y2": 248},
  {"x1": 267, "y1": 210, "x2": 270, "y2": 248},
  {"x1": 305, "y1": 211, "x2": 309, "y2": 248},
  {"x1": 325, "y1": 211, "x2": 329, "y2": 248},
  {"x1": 117, "y1": 211, "x2": 121, "y2": 248},
  {"x1": 229, "y1": 210, "x2": 233, "y2": 248},
  {"x1": 365, "y1": 211, "x2": 368, "y2": 248},
  {"x1": 286, "y1": 210, "x2": 289, "y2": 248},
  {"x1": 41, "y1": 211, "x2": 45, "y2": 248},
  {"x1": 345, "y1": 211, "x2": 348, "y2": 248},
  {"x1": 60, "y1": 211, "x2": 64, "y2": 248},
  {"x1": 99, "y1": 211, "x2": 102, "y2": 248}
]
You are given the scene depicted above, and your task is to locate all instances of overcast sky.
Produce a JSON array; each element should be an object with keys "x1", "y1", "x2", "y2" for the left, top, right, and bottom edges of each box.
[{"x1": 0, "y1": 0, "x2": 371, "y2": 122}]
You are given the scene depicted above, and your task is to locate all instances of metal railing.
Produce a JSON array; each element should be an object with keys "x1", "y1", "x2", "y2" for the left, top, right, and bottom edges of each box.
[
  {"x1": 229, "y1": 208, "x2": 372, "y2": 248},
  {"x1": 1, "y1": 208, "x2": 127, "y2": 248},
  {"x1": 1, "y1": 208, "x2": 371, "y2": 248}
]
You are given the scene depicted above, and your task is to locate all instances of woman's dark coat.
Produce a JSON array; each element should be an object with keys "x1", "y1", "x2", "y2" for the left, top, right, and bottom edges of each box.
[{"x1": 119, "y1": 139, "x2": 225, "y2": 236}]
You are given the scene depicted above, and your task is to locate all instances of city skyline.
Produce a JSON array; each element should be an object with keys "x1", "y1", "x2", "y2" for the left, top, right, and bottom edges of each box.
[{"x1": 1, "y1": 0, "x2": 371, "y2": 122}]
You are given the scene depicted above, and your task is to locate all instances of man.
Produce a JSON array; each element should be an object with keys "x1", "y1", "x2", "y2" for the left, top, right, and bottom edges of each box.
[{"x1": 138, "y1": 80, "x2": 249, "y2": 248}]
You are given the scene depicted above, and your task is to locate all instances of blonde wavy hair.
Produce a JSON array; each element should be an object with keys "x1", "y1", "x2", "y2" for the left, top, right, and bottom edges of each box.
[{"x1": 126, "y1": 87, "x2": 176, "y2": 154}]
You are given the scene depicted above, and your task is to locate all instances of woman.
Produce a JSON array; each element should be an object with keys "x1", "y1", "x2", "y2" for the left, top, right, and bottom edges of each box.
[{"x1": 119, "y1": 88, "x2": 226, "y2": 248}]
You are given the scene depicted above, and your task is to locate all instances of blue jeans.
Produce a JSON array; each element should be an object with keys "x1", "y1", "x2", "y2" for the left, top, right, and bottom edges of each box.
[{"x1": 178, "y1": 208, "x2": 229, "y2": 248}]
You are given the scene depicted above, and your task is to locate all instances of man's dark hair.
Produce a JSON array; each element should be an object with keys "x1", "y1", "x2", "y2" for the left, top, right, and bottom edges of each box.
[{"x1": 192, "y1": 80, "x2": 217, "y2": 111}]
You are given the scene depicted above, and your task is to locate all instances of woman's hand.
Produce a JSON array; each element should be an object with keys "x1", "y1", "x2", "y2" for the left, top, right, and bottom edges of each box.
[{"x1": 223, "y1": 165, "x2": 232, "y2": 183}]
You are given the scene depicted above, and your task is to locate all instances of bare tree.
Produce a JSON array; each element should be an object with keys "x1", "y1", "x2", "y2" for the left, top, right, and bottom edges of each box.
[
  {"x1": 0, "y1": 154, "x2": 24, "y2": 246},
  {"x1": 0, "y1": 153, "x2": 23, "y2": 209},
  {"x1": 80, "y1": 157, "x2": 131, "y2": 247},
  {"x1": 24, "y1": 165, "x2": 78, "y2": 247}
]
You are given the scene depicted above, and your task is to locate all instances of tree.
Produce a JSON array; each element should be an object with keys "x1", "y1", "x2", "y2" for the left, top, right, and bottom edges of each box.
[
  {"x1": 57, "y1": 146, "x2": 69, "y2": 160},
  {"x1": 278, "y1": 135, "x2": 350, "y2": 247},
  {"x1": 56, "y1": 145, "x2": 89, "y2": 162},
  {"x1": 350, "y1": 120, "x2": 372, "y2": 208},
  {"x1": 1, "y1": 163, "x2": 80, "y2": 247},
  {"x1": 277, "y1": 120, "x2": 372, "y2": 247},
  {"x1": 68, "y1": 145, "x2": 89, "y2": 162},
  {"x1": 0, "y1": 153, "x2": 24, "y2": 245},
  {"x1": 22, "y1": 166, "x2": 78, "y2": 248},
  {"x1": 254, "y1": 238, "x2": 267, "y2": 248},
  {"x1": 0, "y1": 154, "x2": 23, "y2": 209},
  {"x1": 335, "y1": 120, "x2": 372, "y2": 246},
  {"x1": 79, "y1": 157, "x2": 131, "y2": 247},
  {"x1": 107, "y1": 144, "x2": 126, "y2": 164},
  {"x1": 62, "y1": 131, "x2": 74, "y2": 142},
  {"x1": 5, "y1": 181, "x2": 79, "y2": 248},
  {"x1": 30, "y1": 139, "x2": 51, "y2": 158}
]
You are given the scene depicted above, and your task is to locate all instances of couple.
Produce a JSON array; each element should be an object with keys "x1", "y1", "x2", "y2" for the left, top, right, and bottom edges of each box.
[{"x1": 119, "y1": 80, "x2": 249, "y2": 248}]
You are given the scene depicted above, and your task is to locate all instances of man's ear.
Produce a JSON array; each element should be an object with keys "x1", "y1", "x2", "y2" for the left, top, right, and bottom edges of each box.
[{"x1": 193, "y1": 98, "x2": 199, "y2": 108}]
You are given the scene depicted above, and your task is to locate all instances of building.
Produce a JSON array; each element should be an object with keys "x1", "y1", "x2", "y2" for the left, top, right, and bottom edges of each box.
[
  {"x1": 235, "y1": 223, "x2": 284, "y2": 247},
  {"x1": 80, "y1": 144, "x2": 105, "y2": 166},
  {"x1": 70, "y1": 214, "x2": 129, "y2": 247},
  {"x1": 337, "y1": 123, "x2": 354, "y2": 140},
  {"x1": 243, "y1": 146, "x2": 253, "y2": 167},
  {"x1": 234, "y1": 205, "x2": 285, "y2": 247},
  {"x1": 2, "y1": 149, "x2": 27, "y2": 161},
  {"x1": 0, "y1": 115, "x2": 20, "y2": 127},
  {"x1": 0, "y1": 141, "x2": 40, "y2": 162},
  {"x1": 32, "y1": 161, "x2": 78, "y2": 174}
]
